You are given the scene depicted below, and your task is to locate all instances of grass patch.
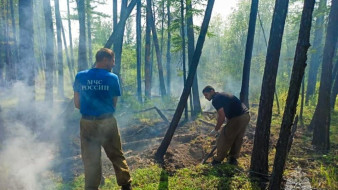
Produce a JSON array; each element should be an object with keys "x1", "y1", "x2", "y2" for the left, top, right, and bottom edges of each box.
[{"x1": 59, "y1": 165, "x2": 260, "y2": 190}]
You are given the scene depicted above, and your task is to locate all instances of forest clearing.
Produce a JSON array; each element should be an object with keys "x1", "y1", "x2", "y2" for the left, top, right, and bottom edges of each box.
[{"x1": 0, "y1": 0, "x2": 337, "y2": 189}]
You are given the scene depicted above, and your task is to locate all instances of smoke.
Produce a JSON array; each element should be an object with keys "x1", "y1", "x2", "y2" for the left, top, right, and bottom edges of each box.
[{"x1": 0, "y1": 82, "x2": 71, "y2": 190}]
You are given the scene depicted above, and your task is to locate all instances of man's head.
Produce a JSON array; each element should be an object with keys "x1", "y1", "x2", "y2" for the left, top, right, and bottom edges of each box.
[
  {"x1": 202, "y1": 85, "x2": 216, "y2": 101},
  {"x1": 95, "y1": 48, "x2": 115, "y2": 71}
]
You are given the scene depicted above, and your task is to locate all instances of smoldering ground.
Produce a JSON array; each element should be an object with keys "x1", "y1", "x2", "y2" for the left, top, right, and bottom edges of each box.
[{"x1": 0, "y1": 82, "x2": 78, "y2": 190}]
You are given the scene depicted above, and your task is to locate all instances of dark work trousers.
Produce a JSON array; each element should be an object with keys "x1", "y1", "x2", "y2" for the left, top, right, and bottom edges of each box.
[
  {"x1": 80, "y1": 116, "x2": 131, "y2": 190},
  {"x1": 215, "y1": 113, "x2": 250, "y2": 162}
]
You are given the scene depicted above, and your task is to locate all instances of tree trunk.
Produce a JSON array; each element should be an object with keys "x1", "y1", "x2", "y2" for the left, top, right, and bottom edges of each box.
[
  {"x1": 67, "y1": 0, "x2": 75, "y2": 75},
  {"x1": 147, "y1": 0, "x2": 166, "y2": 97},
  {"x1": 166, "y1": 0, "x2": 171, "y2": 96},
  {"x1": 9, "y1": 0, "x2": 18, "y2": 81},
  {"x1": 250, "y1": 0, "x2": 290, "y2": 179},
  {"x1": 55, "y1": 0, "x2": 64, "y2": 98},
  {"x1": 113, "y1": 0, "x2": 117, "y2": 30},
  {"x1": 18, "y1": 0, "x2": 35, "y2": 88},
  {"x1": 0, "y1": 0, "x2": 4, "y2": 86},
  {"x1": 145, "y1": 1, "x2": 152, "y2": 99},
  {"x1": 186, "y1": 0, "x2": 201, "y2": 118},
  {"x1": 113, "y1": 0, "x2": 127, "y2": 87},
  {"x1": 305, "y1": 0, "x2": 327, "y2": 105},
  {"x1": 136, "y1": 0, "x2": 142, "y2": 102},
  {"x1": 155, "y1": 0, "x2": 215, "y2": 160},
  {"x1": 268, "y1": 0, "x2": 315, "y2": 189},
  {"x1": 300, "y1": 77, "x2": 305, "y2": 126},
  {"x1": 77, "y1": 0, "x2": 87, "y2": 71},
  {"x1": 43, "y1": 0, "x2": 55, "y2": 103},
  {"x1": 311, "y1": 0, "x2": 338, "y2": 152},
  {"x1": 180, "y1": 0, "x2": 188, "y2": 120},
  {"x1": 240, "y1": 0, "x2": 259, "y2": 108},
  {"x1": 104, "y1": 0, "x2": 137, "y2": 49},
  {"x1": 61, "y1": 24, "x2": 74, "y2": 84},
  {"x1": 86, "y1": 0, "x2": 93, "y2": 65}
]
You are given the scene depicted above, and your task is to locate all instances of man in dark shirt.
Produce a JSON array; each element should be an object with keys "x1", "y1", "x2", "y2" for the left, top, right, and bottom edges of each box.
[
  {"x1": 74, "y1": 48, "x2": 132, "y2": 190},
  {"x1": 202, "y1": 85, "x2": 250, "y2": 166}
]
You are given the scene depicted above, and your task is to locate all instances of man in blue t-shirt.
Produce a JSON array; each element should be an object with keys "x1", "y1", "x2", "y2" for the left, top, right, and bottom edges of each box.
[
  {"x1": 203, "y1": 85, "x2": 250, "y2": 166},
  {"x1": 73, "y1": 48, "x2": 132, "y2": 190}
]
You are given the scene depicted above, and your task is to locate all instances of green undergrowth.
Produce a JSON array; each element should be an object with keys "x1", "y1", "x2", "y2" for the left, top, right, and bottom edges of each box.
[{"x1": 59, "y1": 164, "x2": 259, "y2": 190}]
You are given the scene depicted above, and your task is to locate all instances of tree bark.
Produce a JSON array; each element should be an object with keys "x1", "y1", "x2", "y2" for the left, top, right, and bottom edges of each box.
[
  {"x1": 113, "y1": 0, "x2": 127, "y2": 84},
  {"x1": 155, "y1": 0, "x2": 215, "y2": 160},
  {"x1": 55, "y1": 0, "x2": 64, "y2": 98},
  {"x1": 43, "y1": 0, "x2": 55, "y2": 103},
  {"x1": 145, "y1": 1, "x2": 152, "y2": 99},
  {"x1": 147, "y1": 0, "x2": 166, "y2": 97},
  {"x1": 268, "y1": 0, "x2": 315, "y2": 189},
  {"x1": 136, "y1": 0, "x2": 142, "y2": 102},
  {"x1": 166, "y1": 0, "x2": 171, "y2": 96},
  {"x1": 180, "y1": 0, "x2": 188, "y2": 120},
  {"x1": 9, "y1": 0, "x2": 18, "y2": 81},
  {"x1": 67, "y1": 0, "x2": 75, "y2": 75},
  {"x1": 240, "y1": 0, "x2": 259, "y2": 108},
  {"x1": 250, "y1": 0, "x2": 290, "y2": 178},
  {"x1": 18, "y1": 0, "x2": 35, "y2": 88},
  {"x1": 77, "y1": 0, "x2": 88, "y2": 71},
  {"x1": 305, "y1": 0, "x2": 327, "y2": 104},
  {"x1": 61, "y1": 24, "x2": 74, "y2": 84},
  {"x1": 311, "y1": 0, "x2": 338, "y2": 152},
  {"x1": 86, "y1": 0, "x2": 93, "y2": 65},
  {"x1": 113, "y1": 0, "x2": 117, "y2": 30},
  {"x1": 186, "y1": 0, "x2": 201, "y2": 118}
]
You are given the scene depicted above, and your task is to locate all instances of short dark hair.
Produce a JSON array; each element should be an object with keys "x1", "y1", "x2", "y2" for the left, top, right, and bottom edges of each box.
[
  {"x1": 202, "y1": 85, "x2": 215, "y2": 93},
  {"x1": 95, "y1": 48, "x2": 115, "y2": 62}
]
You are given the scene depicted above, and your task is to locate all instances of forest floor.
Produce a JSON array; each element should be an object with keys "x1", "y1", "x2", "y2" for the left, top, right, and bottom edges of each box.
[
  {"x1": 58, "y1": 103, "x2": 337, "y2": 190},
  {"x1": 0, "y1": 97, "x2": 337, "y2": 189}
]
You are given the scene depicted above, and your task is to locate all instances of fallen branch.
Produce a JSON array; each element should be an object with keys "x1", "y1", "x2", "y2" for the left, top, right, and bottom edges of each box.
[{"x1": 199, "y1": 119, "x2": 215, "y2": 127}]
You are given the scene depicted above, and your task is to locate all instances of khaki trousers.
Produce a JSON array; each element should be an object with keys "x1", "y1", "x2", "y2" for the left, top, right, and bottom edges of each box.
[
  {"x1": 80, "y1": 116, "x2": 131, "y2": 190},
  {"x1": 215, "y1": 113, "x2": 250, "y2": 162}
]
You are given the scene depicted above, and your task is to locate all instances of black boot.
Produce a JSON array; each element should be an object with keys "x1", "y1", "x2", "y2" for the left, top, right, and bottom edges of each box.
[
  {"x1": 228, "y1": 157, "x2": 238, "y2": 166},
  {"x1": 211, "y1": 159, "x2": 221, "y2": 166},
  {"x1": 121, "y1": 183, "x2": 132, "y2": 190}
]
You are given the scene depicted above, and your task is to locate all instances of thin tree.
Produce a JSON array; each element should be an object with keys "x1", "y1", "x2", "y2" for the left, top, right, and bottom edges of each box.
[
  {"x1": 305, "y1": 0, "x2": 327, "y2": 105},
  {"x1": 61, "y1": 24, "x2": 74, "y2": 84},
  {"x1": 113, "y1": 0, "x2": 127, "y2": 84},
  {"x1": 268, "y1": 0, "x2": 315, "y2": 189},
  {"x1": 250, "y1": 0, "x2": 290, "y2": 179},
  {"x1": 67, "y1": 0, "x2": 75, "y2": 74},
  {"x1": 77, "y1": 0, "x2": 87, "y2": 71},
  {"x1": 0, "y1": 0, "x2": 4, "y2": 85},
  {"x1": 55, "y1": 0, "x2": 64, "y2": 98},
  {"x1": 9, "y1": 0, "x2": 18, "y2": 81},
  {"x1": 86, "y1": 0, "x2": 93, "y2": 65},
  {"x1": 180, "y1": 0, "x2": 188, "y2": 119},
  {"x1": 43, "y1": 0, "x2": 55, "y2": 103},
  {"x1": 240, "y1": 0, "x2": 259, "y2": 108},
  {"x1": 18, "y1": 0, "x2": 35, "y2": 88},
  {"x1": 186, "y1": 0, "x2": 201, "y2": 118},
  {"x1": 145, "y1": 0, "x2": 152, "y2": 99},
  {"x1": 155, "y1": 0, "x2": 215, "y2": 160},
  {"x1": 113, "y1": 0, "x2": 117, "y2": 30},
  {"x1": 147, "y1": 0, "x2": 166, "y2": 97},
  {"x1": 310, "y1": 0, "x2": 338, "y2": 152},
  {"x1": 136, "y1": 0, "x2": 142, "y2": 102},
  {"x1": 166, "y1": 0, "x2": 171, "y2": 96},
  {"x1": 331, "y1": 59, "x2": 338, "y2": 109}
]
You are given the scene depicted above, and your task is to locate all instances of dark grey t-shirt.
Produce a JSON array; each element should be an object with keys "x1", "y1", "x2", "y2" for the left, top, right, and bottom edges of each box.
[{"x1": 212, "y1": 92, "x2": 248, "y2": 119}]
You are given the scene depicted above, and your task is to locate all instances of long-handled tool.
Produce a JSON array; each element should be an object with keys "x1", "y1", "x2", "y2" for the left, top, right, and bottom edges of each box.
[
  {"x1": 201, "y1": 145, "x2": 217, "y2": 164},
  {"x1": 201, "y1": 129, "x2": 219, "y2": 164}
]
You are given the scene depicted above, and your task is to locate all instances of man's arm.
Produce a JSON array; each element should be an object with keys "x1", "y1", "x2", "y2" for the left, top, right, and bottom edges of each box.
[
  {"x1": 215, "y1": 108, "x2": 226, "y2": 131},
  {"x1": 113, "y1": 97, "x2": 118, "y2": 108},
  {"x1": 74, "y1": 92, "x2": 80, "y2": 109}
]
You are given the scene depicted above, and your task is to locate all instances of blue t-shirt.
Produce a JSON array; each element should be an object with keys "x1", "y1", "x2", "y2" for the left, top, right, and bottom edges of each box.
[{"x1": 73, "y1": 68, "x2": 121, "y2": 116}]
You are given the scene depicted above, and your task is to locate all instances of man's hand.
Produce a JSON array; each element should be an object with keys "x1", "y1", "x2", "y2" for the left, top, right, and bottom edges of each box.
[{"x1": 209, "y1": 129, "x2": 220, "y2": 137}]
